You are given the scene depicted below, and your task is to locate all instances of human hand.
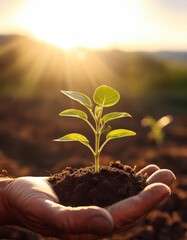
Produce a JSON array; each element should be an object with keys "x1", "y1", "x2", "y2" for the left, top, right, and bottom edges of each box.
[
  {"x1": 107, "y1": 164, "x2": 176, "y2": 235},
  {"x1": 0, "y1": 176, "x2": 113, "y2": 239},
  {"x1": 0, "y1": 165, "x2": 175, "y2": 240}
]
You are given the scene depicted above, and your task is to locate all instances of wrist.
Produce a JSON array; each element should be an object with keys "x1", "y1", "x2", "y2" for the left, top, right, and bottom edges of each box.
[{"x1": 0, "y1": 177, "x2": 14, "y2": 225}]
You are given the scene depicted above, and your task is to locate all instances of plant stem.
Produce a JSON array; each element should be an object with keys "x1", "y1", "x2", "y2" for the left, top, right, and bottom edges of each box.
[
  {"x1": 99, "y1": 139, "x2": 109, "y2": 153},
  {"x1": 85, "y1": 144, "x2": 95, "y2": 156},
  {"x1": 94, "y1": 131, "x2": 100, "y2": 173},
  {"x1": 94, "y1": 152, "x2": 100, "y2": 173},
  {"x1": 88, "y1": 106, "x2": 103, "y2": 173},
  {"x1": 94, "y1": 108, "x2": 103, "y2": 173},
  {"x1": 85, "y1": 119, "x2": 96, "y2": 134}
]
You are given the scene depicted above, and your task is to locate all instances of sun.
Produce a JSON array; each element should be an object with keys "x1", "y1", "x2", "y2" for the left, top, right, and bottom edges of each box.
[
  {"x1": 13, "y1": 0, "x2": 109, "y2": 49},
  {"x1": 14, "y1": 0, "x2": 145, "y2": 50}
]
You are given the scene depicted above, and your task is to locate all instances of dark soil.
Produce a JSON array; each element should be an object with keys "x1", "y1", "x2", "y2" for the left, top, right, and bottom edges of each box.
[
  {"x1": 0, "y1": 97, "x2": 187, "y2": 239},
  {"x1": 48, "y1": 161, "x2": 147, "y2": 207}
]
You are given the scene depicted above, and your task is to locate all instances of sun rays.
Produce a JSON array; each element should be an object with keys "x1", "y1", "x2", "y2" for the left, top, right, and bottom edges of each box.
[{"x1": 0, "y1": 35, "x2": 121, "y2": 98}]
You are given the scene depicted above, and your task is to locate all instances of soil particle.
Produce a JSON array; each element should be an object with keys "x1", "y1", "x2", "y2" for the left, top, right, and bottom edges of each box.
[{"x1": 48, "y1": 161, "x2": 147, "y2": 207}]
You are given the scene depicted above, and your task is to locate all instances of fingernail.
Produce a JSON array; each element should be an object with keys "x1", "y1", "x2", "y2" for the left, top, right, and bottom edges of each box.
[{"x1": 89, "y1": 216, "x2": 113, "y2": 235}]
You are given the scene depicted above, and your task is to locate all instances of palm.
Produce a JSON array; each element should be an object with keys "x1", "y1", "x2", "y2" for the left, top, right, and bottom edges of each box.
[
  {"x1": 2, "y1": 165, "x2": 175, "y2": 240},
  {"x1": 3, "y1": 177, "x2": 61, "y2": 236}
]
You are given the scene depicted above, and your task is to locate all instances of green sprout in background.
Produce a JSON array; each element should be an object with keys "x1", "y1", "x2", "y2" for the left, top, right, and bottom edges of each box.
[
  {"x1": 54, "y1": 85, "x2": 136, "y2": 173},
  {"x1": 141, "y1": 115, "x2": 173, "y2": 145}
]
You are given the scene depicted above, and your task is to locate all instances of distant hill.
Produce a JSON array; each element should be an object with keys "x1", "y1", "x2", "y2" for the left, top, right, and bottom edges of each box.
[
  {"x1": 1, "y1": 34, "x2": 187, "y2": 63},
  {"x1": 0, "y1": 33, "x2": 187, "y2": 110},
  {"x1": 147, "y1": 51, "x2": 187, "y2": 65},
  {"x1": 0, "y1": 34, "x2": 23, "y2": 43}
]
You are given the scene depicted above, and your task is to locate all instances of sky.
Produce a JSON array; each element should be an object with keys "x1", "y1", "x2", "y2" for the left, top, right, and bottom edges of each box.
[{"x1": 0, "y1": 0, "x2": 187, "y2": 51}]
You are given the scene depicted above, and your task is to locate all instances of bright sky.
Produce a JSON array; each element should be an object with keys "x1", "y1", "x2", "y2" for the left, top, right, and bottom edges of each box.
[{"x1": 0, "y1": 0, "x2": 187, "y2": 51}]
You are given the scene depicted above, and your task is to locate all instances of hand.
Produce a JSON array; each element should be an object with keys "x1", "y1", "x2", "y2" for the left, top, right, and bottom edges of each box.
[
  {"x1": 107, "y1": 164, "x2": 175, "y2": 234},
  {"x1": 0, "y1": 165, "x2": 175, "y2": 240}
]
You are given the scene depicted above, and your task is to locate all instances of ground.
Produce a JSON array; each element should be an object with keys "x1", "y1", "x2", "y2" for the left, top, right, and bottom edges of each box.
[{"x1": 0, "y1": 96, "x2": 187, "y2": 239}]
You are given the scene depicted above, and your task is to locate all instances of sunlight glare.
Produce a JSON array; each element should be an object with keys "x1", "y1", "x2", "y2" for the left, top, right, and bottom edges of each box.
[{"x1": 14, "y1": 0, "x2": 145, "y2": 50}]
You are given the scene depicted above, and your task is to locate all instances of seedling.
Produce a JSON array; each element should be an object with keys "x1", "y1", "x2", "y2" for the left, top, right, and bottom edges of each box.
[
  {"x1": 54, "y1": 85, "x2": 136, "y2": 173},
  {"x1": 141, "y1": 115, "x2": 173, "y2": 145}
]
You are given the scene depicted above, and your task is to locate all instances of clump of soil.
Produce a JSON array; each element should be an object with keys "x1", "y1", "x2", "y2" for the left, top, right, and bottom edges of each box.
[{"x1": 48, "y1": 161, "x2": 147, "y2": 207}]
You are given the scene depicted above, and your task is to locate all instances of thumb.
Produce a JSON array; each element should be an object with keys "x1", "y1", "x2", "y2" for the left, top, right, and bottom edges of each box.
[{"x1": 35, "y1": 199, "x2": 113, "y2": 236}]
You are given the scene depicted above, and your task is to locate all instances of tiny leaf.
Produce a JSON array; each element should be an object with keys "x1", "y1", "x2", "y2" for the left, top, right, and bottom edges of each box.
[
  {"x1": 94, "y1": 105, "x2": 103, "y2": 118},
  {"x1": 102, "y1": 125, "x2": 112, "y2": 135},
  {"x1": 102, "y1": 112, "x2": 132, "y2": 124},
  {"x1": 157, "y1": 115, "x2": 173, "y2": 128},
  {"x1": 59, "y1": 109, "x2": 88, "y2": 120},
  {"x1": 93, "y1": 85, "x2": 120, "y2": 107},
  {"x1": 61, "y1": 90, "x2": 92, "y2": 108},
  {"x1": 142, "y1": 116, "x2": 156, "y2": 128},
  {"x1": 106, "y1": 129, "x2": 136, "y2": 140},
  {"x1": 54, "y1": 133, "x2": 89, "y2": 146}
]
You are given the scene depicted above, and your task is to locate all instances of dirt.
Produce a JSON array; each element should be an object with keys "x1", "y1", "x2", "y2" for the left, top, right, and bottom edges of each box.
[
  {"x1": 48, "y1": 161, "x2": 147, "y2": 207},
  {"x1": 0, "y1": 97, "x2": 187, "y2": 239}
]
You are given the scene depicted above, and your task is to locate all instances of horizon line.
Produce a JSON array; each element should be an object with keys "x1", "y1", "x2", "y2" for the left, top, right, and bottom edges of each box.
[{"x1": 1, "y1": 32, "x2": 187, "y2": 53}]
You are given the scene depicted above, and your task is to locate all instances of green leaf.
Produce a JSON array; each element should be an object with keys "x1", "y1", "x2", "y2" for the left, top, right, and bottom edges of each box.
[
  {"x1": 59, "y1": 109, "x2": 88, "y2": 120},
  {"x1": 94, "y1": 105, "x2": 103, "y2": 118},
  {"x1": 93, "y1": 85, "x2": 120, "y2": 107},
  {"x1": 106, "y1": 129, "x2": 136, "y2": 140},
  {"x1": 54, "y1": 133, "x2": 89, "y2": 146},
  {"x1": 102, "y1": 112, "x2": 131, "y2": 124},
  {"x1": 142, "y1": 116, "x2": 156, "y2": 128},
  {"x1": 102, "y1": 125, "x2": 112, "y2": 135},
  {"x1": 61, "y1": 90, "x2": 92, "y2": 108},
  {"x1": 157, "y1": 115, "x2": 173, "y2": 128}
]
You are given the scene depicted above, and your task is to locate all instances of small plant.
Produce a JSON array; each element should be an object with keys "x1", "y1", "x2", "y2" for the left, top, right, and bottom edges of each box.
[
  {"x1": 141, "y1": 115, "x2": 173, "y2": 145},
  {"x1": 54, "y1": 85, "x2": 136, "y2": 173}
]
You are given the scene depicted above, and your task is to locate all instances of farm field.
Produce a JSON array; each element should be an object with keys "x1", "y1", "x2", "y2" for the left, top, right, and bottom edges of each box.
[{"x1": 0, "y1": 35, "x2": 187, "y2": 239}]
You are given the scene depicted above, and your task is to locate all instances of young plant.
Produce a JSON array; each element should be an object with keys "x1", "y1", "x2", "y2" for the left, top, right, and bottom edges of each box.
[
  {"x1": 54, "y1": 85, "x2": 136, "y2": 173},
  {"x1": 141, "y1": 115, "x2": 173, "y2": 145}
]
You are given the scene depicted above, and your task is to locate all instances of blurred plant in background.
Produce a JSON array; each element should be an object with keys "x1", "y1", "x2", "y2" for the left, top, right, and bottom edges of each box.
[{"x1": 141, "y1": 115, "x2": 173, "y2": 145}]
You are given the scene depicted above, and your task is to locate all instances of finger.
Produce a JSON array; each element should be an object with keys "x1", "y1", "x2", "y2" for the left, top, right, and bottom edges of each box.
[
  {"x1": 107, "y1": 183, "x2": 170, "y2": 231},
  {"x1": 55, "y1": 205, "x2": 113, "y2": 236},
  {"x1": 146, "y1": 169, "x2": 176, "y2": 186},
  {"x1": 137, "y1": 164, "x2": 160, "y2": 176},
  {"x1": 27, "y1": 199, "x2": 113, "y2": 237}
]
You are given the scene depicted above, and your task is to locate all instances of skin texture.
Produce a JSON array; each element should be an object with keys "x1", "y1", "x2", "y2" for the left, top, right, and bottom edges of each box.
[{"x1": 0, "y1": 164, "x2": 176, "y2": 240}]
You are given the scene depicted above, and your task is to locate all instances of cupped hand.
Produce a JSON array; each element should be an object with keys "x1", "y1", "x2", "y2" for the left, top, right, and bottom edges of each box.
[
  {"x1": 0, "y1": 165, "x2": 175, "y2": 240},
  {"x1": 107, "y1": 165, "x2": 175, "y2": 234}
]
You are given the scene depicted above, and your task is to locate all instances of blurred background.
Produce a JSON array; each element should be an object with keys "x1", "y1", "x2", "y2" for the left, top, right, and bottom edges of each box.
[{"x1": 0, "y1": 1, "x2": 187, "y2": 239}]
